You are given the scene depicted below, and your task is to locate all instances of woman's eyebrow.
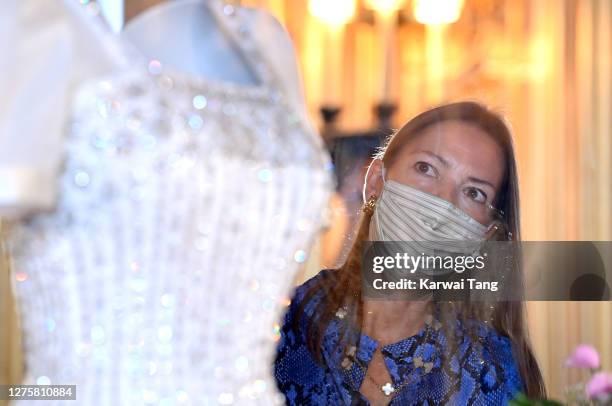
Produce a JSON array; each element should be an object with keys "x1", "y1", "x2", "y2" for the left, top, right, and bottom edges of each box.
[
  {"x1": 418, "y1": 150, "x2": 495, "y2": 190},
  {"x1": 418, "y1": 150, "x2": 496, "y2": 189},
  {"x1": 466, "y1": 176, "x2": 495, "y2": 190},
  {"x1": 419, "y1": 150, "x2": 450, "y2": 167}
]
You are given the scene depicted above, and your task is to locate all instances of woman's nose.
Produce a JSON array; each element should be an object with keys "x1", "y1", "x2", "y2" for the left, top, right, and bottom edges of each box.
[{"x1": 433, "y1": 184, "x2": 459, "y2": 208}]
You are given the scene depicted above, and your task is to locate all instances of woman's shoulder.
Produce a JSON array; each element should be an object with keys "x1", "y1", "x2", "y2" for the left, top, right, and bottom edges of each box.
[
  {"x1": 290, "y1": 269, "x2": 336, "y2": 308},
  {"x1": 458, "y1": 319, "x2": 516, "y2": 360},
  {"x1": 462, "y1": 321, "x2": 525, "y2": 394},
  {"x1": 280, "y1": 269, "x2": 336, "y2": 331},
  {"x1": 275, "y1": 270, "x2": 340, "y2": 404},
  {"x1": 477, "y1": 323, "x2": 515, "y2": 357}
]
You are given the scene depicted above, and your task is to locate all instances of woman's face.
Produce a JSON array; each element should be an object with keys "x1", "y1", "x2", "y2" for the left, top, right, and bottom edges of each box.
[{"x1": 366, "y1": 120, "x2": 506, "y2": 226}]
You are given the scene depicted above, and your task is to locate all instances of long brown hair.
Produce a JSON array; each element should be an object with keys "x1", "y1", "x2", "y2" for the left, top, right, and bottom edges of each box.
[{"x1": 296, "y1": 101, "x2": 546, "y2": 399}]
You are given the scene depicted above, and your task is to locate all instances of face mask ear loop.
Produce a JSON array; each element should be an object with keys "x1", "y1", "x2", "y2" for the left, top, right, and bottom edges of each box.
[
  {"x1": 373, "y1": 197, "x2": 386, "y2": 241},
  {"x1": 381, "y1": 161, "x2": 387, "y2": 184},
  {"x1": 375, "y1": 160, "x2": 387, "y2": 240}
]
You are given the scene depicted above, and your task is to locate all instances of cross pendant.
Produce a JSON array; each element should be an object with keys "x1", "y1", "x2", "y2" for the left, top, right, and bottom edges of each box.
[{"x1": 381, "y1": 382, "x2": 395, "y2": 396}]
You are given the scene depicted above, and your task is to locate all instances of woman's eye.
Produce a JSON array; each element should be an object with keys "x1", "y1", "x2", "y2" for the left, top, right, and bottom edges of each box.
[
  {"x1": 415, "y1": 162, "x2": 436, "y2": 177},
  {"x1": 465, "y1": 187, "x2": 487, "y2": 203}
]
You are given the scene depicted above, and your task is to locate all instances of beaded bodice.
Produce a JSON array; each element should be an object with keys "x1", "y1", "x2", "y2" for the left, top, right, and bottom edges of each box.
[{"x1": 3, "y1": 1, "x2": 332, "y2": 405}]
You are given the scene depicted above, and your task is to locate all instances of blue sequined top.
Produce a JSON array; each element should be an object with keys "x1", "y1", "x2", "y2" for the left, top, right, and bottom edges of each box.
[{"x1": 274, "y1": 270, "x2": 524, "y2": 405}]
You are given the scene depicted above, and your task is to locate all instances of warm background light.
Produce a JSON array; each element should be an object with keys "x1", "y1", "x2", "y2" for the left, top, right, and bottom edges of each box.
[
  {"x1": 413, "y1": 0, "x2": 464, "y2": 25},
  {"x1": 308, "y1": 0, "x2": 356, "y2": 26}
]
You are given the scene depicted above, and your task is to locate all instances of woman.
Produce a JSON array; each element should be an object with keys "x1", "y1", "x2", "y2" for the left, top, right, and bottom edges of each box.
[{"x1": 274, "y1": 102, "x2": 545, "y2": 405}]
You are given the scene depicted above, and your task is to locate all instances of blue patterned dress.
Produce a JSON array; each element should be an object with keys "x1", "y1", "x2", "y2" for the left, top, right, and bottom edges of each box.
[{"x1": 274, "y1": 270, "x2": 524, "y2": 405}]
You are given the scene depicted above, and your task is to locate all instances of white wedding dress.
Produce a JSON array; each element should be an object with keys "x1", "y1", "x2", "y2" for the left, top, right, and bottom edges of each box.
[{"x1": 2, "y1": 1, "x2": 332, "y2": 404}]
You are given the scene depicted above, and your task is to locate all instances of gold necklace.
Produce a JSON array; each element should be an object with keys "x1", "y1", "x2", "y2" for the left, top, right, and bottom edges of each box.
[
  {"x1": 364, "y1": 339, "x2": 435, "y2": 397},
  {"x1": 362, "y1": 355, "x2": 404, "y2": 397}
]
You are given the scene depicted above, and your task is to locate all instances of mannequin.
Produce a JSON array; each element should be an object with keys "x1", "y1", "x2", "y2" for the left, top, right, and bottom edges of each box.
[
  {"x1": 0, "y1": 0, "x2": 310, "y2": 220},
  {"x1": 1, "y1": 1, "x2": 332, "y2": 404}
]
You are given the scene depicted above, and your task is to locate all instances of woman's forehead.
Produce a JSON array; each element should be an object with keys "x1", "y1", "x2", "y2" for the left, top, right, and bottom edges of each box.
[{"x1": 407, "y1": 121, "x2": 499, "y2": 154}]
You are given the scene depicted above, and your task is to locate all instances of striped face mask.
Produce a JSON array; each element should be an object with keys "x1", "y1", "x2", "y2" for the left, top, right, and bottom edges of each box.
[{"x1": 368, "y1": 170, "x2": 488, "y2": 248}]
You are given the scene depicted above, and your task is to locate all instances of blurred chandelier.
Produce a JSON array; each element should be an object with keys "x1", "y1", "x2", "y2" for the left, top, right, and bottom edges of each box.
[
  {"x1": 413, "y1": 0, "x2": 465, "y2": 24},
  {"x1": 307, "y1": 0, "x2": 465, "y2": 144},
  {"x1": 308, "y1": 0, "x2": 356, "y2": 26}
]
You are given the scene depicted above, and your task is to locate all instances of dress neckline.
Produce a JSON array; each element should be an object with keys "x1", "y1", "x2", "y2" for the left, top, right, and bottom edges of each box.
[
  {"x1": 349, "y1": 304, "x2": 442, "y2": 354},
  {"x1": 73, "y1": 0, "x2": 280, "y2": 96},
  {"x1": 358, "y1": 323, "x2": 431, "y2": 355}
]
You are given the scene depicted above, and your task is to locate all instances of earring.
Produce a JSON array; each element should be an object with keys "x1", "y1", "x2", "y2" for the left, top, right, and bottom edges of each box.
[
  {"x1": 363, "y1": 195, "x2": 377, "y2": 215},
  {"x1": 486, "y1": 221, "x2": 513, "y2": 241}
]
